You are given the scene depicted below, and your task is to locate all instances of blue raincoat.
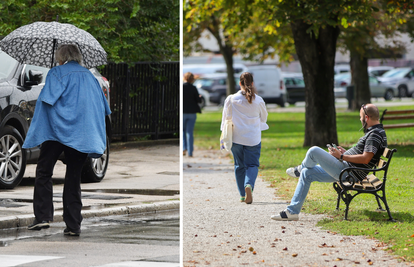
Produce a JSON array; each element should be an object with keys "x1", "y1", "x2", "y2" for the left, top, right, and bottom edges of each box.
[{"x1": 23, "y1": 61, "x2": 111, "y2": 157}]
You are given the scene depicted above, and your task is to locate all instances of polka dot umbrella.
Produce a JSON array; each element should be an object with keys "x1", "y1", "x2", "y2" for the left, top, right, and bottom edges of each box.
[{"x1": 0, "y1": 21, "x2": 107, "y2": 69}]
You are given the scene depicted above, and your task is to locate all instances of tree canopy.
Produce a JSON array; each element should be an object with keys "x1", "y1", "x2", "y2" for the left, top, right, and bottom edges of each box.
[{"x1": 0, "y1": 0, "x2": 179, "y2": 63}]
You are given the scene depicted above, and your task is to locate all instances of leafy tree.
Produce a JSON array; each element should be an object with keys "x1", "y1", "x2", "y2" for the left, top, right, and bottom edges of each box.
[
  {"x1": 218, "y1": 0, "x2": 411, "y2": 147},
  {"x1": 339, "y1": 1, "x2": 411, "y2": 109},
  {"x1": 184, "y1": 1, "x2": 294, "y2": 97},
  {"x1": 0, "y1": 0, "x2": 179, "y2": 63}
]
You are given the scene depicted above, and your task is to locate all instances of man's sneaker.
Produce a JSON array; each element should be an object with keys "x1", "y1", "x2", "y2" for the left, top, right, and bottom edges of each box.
[
  {"x1": 64, "y1": 228, "x2": 80, "y2": 236},
  {"x1": 286, "y1": 165, "x2": 302, "y2": 178},
  {"x1": 245, "y1": 184, "x2": 253, "y2": 204},
  {"x1": 28, "y1": 220, "x2": 50, "y2": 230},
  {"x1": 271, "y1": 209, "x2": 299, "y2": 221}
]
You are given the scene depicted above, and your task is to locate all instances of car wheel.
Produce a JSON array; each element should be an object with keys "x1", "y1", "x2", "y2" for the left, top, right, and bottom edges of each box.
[
  {"x1": 288, "y1": 101, "x2": 296, "y2": 105},
  {"x1": 0, "y1": 126, "x2": 26, "y2": 189},
  {"x1": 398, "y1": 85, "x2": 408, "y2": 97},
  {"x1": 81, "y1": 136, "x2": 109, "y2": 183},
  {"x1": 199, "y1": 96, "x2": 206, "y2": 109},
  {"x1": 384, "y1": 89, "x2": 394, "y2": 101}
]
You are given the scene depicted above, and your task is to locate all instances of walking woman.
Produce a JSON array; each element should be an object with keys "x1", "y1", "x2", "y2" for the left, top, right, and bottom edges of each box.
[
  {"x1": 183, "y1": 72, "x2": 202, "y2": 157},
  {"x1": 221, "y1": 72, "x2": 269, "y2": 204},
  {"x1": 23, "y1": 44, "x2": 111, "y2": 236}
]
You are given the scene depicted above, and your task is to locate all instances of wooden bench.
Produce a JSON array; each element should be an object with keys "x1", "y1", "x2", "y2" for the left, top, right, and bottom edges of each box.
[
  {"x1": 380, "y1": 109, "x2": 414, "y2": 129},
  {"x1": 333, "y1": 147, "x2": 397, "y2": 221}
]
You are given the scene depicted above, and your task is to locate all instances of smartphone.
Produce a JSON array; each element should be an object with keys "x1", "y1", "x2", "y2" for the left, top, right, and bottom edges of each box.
[
  {"x1": 326, "y1": 144, "x2": 332, "y2": 149},
  {"x1": 332, "y1": 144, "x2": 338, "y2": 150}
]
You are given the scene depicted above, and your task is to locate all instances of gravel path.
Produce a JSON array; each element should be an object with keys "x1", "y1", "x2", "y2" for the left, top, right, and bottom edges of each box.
[{"x1": 183, "y1": 149, "x2": 407, "y2": 267}]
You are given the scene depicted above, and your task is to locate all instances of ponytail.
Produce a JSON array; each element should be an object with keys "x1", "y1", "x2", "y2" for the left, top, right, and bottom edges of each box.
[{"x1": 239, "y1": 72, "x2": 256, "y2": 104}]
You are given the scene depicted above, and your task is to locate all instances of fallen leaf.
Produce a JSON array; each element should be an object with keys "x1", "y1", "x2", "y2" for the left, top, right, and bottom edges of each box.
[
  {"x1": 292, "y1": 253, "x2": 298, "y2": 257},
  {"x1": 283, "y1": 247, "x2": 288, "y2": 251},
  {"x1": 335, "y1": 258, "x2": 343, "y2": 261},
  {"x1": 249, "y1": 247, "x2": 254, "y2": 252},
  {"x1": 253, "y1": 251, "x2": 257, "y2": 255},
  {"x1": 281, "y1": 226, "x2": 286, "y2": 229}
]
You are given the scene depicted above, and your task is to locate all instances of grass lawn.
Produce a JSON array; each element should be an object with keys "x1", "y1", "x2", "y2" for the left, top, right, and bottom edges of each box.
[{"x1": 192, "y1": 104, "x2": 414, "y2": 263}]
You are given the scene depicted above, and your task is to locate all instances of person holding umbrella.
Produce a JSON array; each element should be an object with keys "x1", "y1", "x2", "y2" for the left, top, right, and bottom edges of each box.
[{"x1": 23, "y1": 44, "x2": 111, "y2": 236}]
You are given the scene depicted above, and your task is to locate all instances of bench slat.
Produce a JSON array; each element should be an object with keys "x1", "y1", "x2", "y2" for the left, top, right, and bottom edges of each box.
[
  {"x1": 382, "y1": 115, "x2": 414, "y2": 120},
  {"x1": 383, "y1": 110, "x2": 414, "y2": 115},
  {"x1": 382, "y1": 148, "x2": 391, "y2": 158},
  {"x1": 383, "y1": 123, "x2": 414, "y2": 129}
]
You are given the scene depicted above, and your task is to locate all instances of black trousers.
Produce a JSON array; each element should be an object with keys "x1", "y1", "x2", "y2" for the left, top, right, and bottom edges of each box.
[{"x1": 34, "y1": 141, "x2": 88, "y2": 231}]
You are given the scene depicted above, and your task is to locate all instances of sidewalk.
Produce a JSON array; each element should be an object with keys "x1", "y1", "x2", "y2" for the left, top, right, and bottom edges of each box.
[
  {"x1": 0, "y1": 140, "x2": 180, "y2": 229},
  {"x1": 183, "y1": 149, "x2": 406, "y2": 266}
]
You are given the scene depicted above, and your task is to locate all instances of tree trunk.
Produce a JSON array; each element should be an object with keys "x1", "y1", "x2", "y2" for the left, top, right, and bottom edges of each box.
[
  {"x1": 350, "y1": 50, "x2": 370, "y2": 110},
  {"x1": 208, "y1": 17, "x2": 236, "y2": 97},
  {"x1": 290, "y1": 20, "x2": 340, "y2": 147},
  {"x1": 221, "y1": 44, "x2": 236, "y2": 96}
]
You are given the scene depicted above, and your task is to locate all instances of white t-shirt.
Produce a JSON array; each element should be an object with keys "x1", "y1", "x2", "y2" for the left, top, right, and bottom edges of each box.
[{"x1": 220, "y1": 91, "x2": 269, "y2": 146}]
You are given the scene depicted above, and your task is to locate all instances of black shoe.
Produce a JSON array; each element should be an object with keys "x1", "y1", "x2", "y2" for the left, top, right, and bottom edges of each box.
[
  {"x1": 28, "y1": 220, "x2": 50, "y2": 230},
  {"x1": 64, "y1": 228, "x2": 80, "y2": 236}
]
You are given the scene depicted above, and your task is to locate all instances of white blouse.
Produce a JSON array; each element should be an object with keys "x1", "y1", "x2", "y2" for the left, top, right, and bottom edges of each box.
[{"x1": 220, "y1": 91, "x2": 269, "y2": 146}]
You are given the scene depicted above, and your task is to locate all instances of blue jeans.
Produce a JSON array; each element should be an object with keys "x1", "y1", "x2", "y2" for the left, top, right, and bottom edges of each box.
[
  {"x1": 287, "y1": 146, "x2": 349, "y2": 215},
  {"x1": 183, "y1": 113, "x2": 197, "y2": 156},
  {"x1": 231, "y1": 142, "x2": 261, "y2": 197}
]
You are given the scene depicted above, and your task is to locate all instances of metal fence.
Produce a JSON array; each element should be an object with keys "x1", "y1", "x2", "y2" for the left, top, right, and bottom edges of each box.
[{"x1": 101, "y1": 62, "x2": 179, "y2": 141}]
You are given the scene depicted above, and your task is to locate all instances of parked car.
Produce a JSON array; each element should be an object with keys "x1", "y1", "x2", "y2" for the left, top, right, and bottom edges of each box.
[
  {"x1": 377, "y1": 67, "x2": 414, "y2": 97},
  {"x1": 193, "y1": 73, "x2": 240, "y2": 105},
  {"x1": 183, "y1": 63, "x2": 248, "y2": 77},
  {"x1": 248, "y1": 65, "x2": 286, "y2": 107},
  {"x1": 0, "y1": 49, "x2": 111, "y2": 189},
  {"x1": 283, "y1": 72, "x2": 305, "y2": 105},
  {"x1": 334, "y1": 72, "x2": 397, "y2": 100},
  {"x1": 334, "y1": 64, "x2": 350, "y2": 74},
  {"x1": 368, "y1": 66, "x2": 394, "y2": 77}
]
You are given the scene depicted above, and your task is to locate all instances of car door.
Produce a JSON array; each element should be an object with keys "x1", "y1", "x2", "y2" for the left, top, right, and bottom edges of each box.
[
  {"x1": 406, "y1": 69, "x2": 414, "y2": 95},
  {"x1": 369, "y1": 76, "x2": 382, "y2": 97},
  {"x1": 251, "y1": 69, "x2": 279, "y2": 99}
]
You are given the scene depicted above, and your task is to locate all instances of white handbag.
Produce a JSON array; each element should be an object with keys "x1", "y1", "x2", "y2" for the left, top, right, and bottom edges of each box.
[{"x1": 220, "y1": 95, "x2": 234, "y2": 152}]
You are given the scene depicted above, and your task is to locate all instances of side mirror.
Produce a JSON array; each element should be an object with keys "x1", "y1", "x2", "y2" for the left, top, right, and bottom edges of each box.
[{"x1": 25, "y1": 70, "x2": 43, "y2": 86}]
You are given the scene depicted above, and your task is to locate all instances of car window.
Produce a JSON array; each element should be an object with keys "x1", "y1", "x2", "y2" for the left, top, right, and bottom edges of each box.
[
  {"x1": 21, "y1": 64, "x2": 50, "y2": 85},
  {"x1": 194, "y1": 78, "x2": 213, "y2": 87},
  {"x1": 293, "y1": 78, "x2": 305, "y2": 86},
  {"x1": 0, "y1": 51, "x2": 18, "y2": 81},
  {"x1": 218, "y1": 79, "x2": 226, "y2": 85},
  {"x1": 407, "y1": 70, "x2": 414, "y2": 78},
  {"x1": 369, "y1": 76, "x2": 378, "y2": 85},
  {"x1": 284, "y1": 78, "x2": 293, "y2": 85},
  {"x1": 382, "y1": 68, "x2": 410, "y2": 78}
]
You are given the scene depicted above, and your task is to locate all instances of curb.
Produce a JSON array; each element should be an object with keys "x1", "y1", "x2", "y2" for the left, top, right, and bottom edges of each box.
[
  {"x1": 110, "y1": 138, "x2": 179, "y2": 150},
  {"x1": 0, "y1": 200, "x2": 180, "y2": 230}
]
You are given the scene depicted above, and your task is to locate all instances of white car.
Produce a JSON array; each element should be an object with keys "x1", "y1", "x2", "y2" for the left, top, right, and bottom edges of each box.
[
  {"x1": 368, "y1": 66, "x2": 394, "y2": 77},
  {"x1": 334, "y1": 72, "x2": 398, "y2": 100},
  {"x1": 377, "y1": 67, "x2": 414, "y2": 97},
  {"x1": 248, "y1": 65, "x2": 286, "y2": 107}
]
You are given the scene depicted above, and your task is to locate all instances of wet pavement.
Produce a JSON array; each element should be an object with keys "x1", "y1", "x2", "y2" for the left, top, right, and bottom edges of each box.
[
  {"x1": 0, "y1": 211, "x2": 179, "y2": 267},
  {"x1": 0, "y1": 140, "x2": 180, "y2": 229}
]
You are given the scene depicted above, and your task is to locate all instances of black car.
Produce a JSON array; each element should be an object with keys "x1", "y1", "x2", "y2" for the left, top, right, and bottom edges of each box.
[
  {"x1": 0, "y1": 50, "x2": 111, "y2": 189},
  {"x1": 283, "y1": 72, "x2": 306, "y2": 105},
  {"x1": 193, "y1": 74, "x2": 240, "y2": 105}
]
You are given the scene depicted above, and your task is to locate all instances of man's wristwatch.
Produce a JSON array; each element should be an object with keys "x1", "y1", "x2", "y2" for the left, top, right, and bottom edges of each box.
[{"x1": 340, "y1": 154, "x2": 344, "y2": 162}]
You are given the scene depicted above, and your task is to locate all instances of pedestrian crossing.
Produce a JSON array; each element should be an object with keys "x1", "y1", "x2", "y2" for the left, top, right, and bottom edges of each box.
[{"x1": 0, "y1": 255, "x2": 63, "y2": 267}]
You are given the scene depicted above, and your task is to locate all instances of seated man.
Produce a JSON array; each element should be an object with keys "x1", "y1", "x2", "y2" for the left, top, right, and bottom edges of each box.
[{"x1": 271, "y1": 103, "x2": 387, "y2": 221}]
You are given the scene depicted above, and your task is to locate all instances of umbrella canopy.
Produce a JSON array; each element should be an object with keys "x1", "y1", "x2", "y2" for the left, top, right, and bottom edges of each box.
[{"x1": 0, "y1": 21, "x2": 107, "y2": 69}]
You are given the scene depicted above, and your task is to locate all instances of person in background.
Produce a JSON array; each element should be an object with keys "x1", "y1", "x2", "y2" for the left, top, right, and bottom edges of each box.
[
  {"x1": 23, "y1": 44, "x2": 111, "y2": 236},
  {"x1": 271, "y1": 104, "x2": 387, "y2": 221},
  {"x1": 221, "y1": 72, "x2": 269, "y2": 204},
  {"x1": 183, "y1": 72, "x2": 201, "y2": 157}
]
